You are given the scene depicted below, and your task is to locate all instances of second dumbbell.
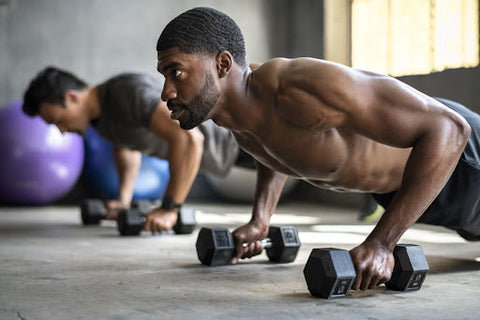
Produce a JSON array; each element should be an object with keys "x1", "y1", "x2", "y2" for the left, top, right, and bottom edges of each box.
[
  {"x1": 117, "y1": 206, "x2": 197, "y2": 236},
  {"x1": 196, "y1": 226, "x2": 301, "y2": 266},
  {"x1": 80, "y1": 199, "x2": 153, "y2": 225},
  {"x1": 303, "y1": 244, "x2": 429, "y2": 299}
]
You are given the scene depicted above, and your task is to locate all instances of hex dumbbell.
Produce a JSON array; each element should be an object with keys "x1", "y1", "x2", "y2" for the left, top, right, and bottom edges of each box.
[
  {"x1": 80, "y1": 199, "x2": 107, "y2": 225},
  {"x1": 196, "y1": 226, "x2": 301, "y2": 266},
  {"x1": 80, "y1": 198, "x2": 153, "y2": 225},
  {"x1": 116, "y1": 206, "x2": 197, "y2": 236},
  {"x1": 303, "y1": 244, "x2": 429, "y2": 299}
]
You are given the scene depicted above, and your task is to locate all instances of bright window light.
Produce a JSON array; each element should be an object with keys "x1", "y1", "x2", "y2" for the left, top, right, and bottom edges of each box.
[{"x1": 351, "y1": 0, "x2": 479, "y2": 76}]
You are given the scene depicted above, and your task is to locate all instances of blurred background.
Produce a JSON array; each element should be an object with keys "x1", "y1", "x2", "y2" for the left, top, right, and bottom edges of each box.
[{"x1": 0, "y1": 0, "x2": 479, "y2": 207}]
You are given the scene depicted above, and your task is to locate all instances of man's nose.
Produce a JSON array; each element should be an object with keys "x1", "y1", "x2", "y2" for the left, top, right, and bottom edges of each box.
[{"x1": 161, "y1": 81, "x2": 177, "y2": 102}]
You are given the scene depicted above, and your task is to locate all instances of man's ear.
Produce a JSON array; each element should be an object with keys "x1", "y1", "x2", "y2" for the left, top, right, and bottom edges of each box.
[
  {"x1": 216, "y1": 51, "x2": 233, "y2": 78},
  {"x1": 64, "y1": 90, "x2": 79, "y2": 105}
]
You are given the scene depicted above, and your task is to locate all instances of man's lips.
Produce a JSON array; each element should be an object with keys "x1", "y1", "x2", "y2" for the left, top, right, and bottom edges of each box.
[
  {"x1": 167, "y1": 103, "x2": 186, "y2": 120},
  {"x1": 170, "y1": 108, "x2": 185, "y2": 120}
]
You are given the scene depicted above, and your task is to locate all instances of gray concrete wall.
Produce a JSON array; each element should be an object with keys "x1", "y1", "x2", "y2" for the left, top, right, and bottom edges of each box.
[
  {"x1": 0, "y1": 2, "x2": 8, "y2": 104},
  {"x1": 0, "y1": 0, "x2": 270, "y2": 107},
  {"x1": 265, "y1": 0, "x2": 324, "y2": 59}
]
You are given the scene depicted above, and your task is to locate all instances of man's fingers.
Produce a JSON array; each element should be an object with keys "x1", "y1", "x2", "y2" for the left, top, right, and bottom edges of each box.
[
  {"x1": 143, "y1": 213, "x2": 176, "y2": 234},
  {"x1": 231, "y1": 241, "x2": 245, "y2": 265},
  {"x1": 231, "y1": 240, "x2": 261, "y2": 263},
  {"x1": 241, "y1": 242, "x2": 265, "y2": 259},
  {"x1": 371, "y1": 274, "x2": 383, "y2": 288},
  {"x1": 151, "y1": 221, "x2": 158, "y2": 234},
  {"x1": 353, "y1": 269, "x2": 374, "y2": 290},
  {"x1": 143, "y1": 217, "x2": 152, "y2": 232},
  {"x1": 243, "y1": 243, "x2": 256, "y2": 258},
  {"x1": 252, "y1": 241, "x2": 264, "y2": 256},
  {"x1": 353, "y1": 268, "x2": 390, "y2": 290},
  {"x1": 352, "y1": 272, "x2": 362, "y2": 290},
  {"x1": 105, "y1": 210, "x2": 117, "y2": 220},
  {"x1": 150, "y1": 220, "x2": 167, "y2": 234},
  {"x1": 360, "y1": 270, "x2": 374, "y2": 290}
]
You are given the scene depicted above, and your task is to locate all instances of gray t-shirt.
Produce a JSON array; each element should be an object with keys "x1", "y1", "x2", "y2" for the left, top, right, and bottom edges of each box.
[{"x1": 93, "y1": 73, "x2": 239, "y2": 177}]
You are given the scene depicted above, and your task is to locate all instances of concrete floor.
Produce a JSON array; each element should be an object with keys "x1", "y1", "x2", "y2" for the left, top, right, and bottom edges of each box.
[{"x1": 0, "y1": 202, "x2": 479, "y2": 320}]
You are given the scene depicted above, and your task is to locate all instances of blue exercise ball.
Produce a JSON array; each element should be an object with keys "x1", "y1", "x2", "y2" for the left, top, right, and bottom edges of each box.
[
  {"x1": 82, "y1": 126, "x2": 170, "y2": 200},
  {"x1": 0, "y1": 100, "x2": 84, "y2": 205}
]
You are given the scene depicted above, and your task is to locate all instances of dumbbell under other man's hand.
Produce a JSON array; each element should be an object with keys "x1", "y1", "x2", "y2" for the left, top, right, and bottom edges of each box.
[
  {"x1": 116, "y1": 206, "x2": 197, "y2": 236},
  {"x1": 303, "y1": 244, "x2": 429, "y2": 299},
  {"x1": 196, "y1": 226, "x2": 301, "y2": 266},
  {"x1": 80, "y1": 198, "x2": 152, "y2": 225},
  {"x1": 81, "y1": 199, "x2": 106, "y2": 225}
]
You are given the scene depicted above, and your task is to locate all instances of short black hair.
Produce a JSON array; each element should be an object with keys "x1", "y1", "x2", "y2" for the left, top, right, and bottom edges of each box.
[
  {"x1": 22, "y1": 66, "x2": 88, "y2": 117},
  {"x1": 156, "y1": 7, "x2": 247, "y2": 68}
]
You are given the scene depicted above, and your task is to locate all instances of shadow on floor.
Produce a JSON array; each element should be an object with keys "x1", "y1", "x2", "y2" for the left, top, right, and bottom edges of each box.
[{"x1": 427, "y1": 256, "x2": 480, "y2": 274}]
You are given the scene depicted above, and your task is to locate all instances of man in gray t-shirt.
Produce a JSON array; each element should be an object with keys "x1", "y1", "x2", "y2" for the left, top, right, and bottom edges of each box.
[
  {"x1": 23, "y1": 67, "x2": 252, "y2": 232},
  {"x1": 94, "y1": 73, "x2": 239, "y2": 177}
]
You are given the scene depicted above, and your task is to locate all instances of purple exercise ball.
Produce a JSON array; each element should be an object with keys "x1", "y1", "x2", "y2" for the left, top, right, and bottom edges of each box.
[{"x1": 0, "y1": 100, "x2": 84, "y2": 205}]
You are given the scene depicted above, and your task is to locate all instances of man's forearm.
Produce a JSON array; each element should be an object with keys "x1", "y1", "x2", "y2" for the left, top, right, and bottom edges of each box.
[
  {"x1": 113, "y1": 146, "x2": 142, "y2": 204},
  {"x1": 367, "y1": 117, "x2": 470, "y2": 249},
  {"x1": 250, "y1": 162, "x2": 288, "y2": 229},
  {"x1": 163, "y1": 129, "x2": 204, "y2": 204}
]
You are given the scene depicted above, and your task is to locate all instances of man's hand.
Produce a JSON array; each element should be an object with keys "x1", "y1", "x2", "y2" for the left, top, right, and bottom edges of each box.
[
  {"x1": 105, "y1": 199, "x2": 130, "y2": 220},
  {"x1": 349, "y1": 239, "x2": 395, "y2": 290},
  {"x1": 143, "y1": 208, "x2": 178, "y2": 233},
  {"x1": 230, "y1": 221, "x2": 269, "y2": 264}
]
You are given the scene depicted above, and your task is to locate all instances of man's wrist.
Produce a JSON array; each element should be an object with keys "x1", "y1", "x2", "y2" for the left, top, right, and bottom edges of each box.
[
  {"x1": 365, "y1": 233, "x2": 397, "y2": 252},
  {"x1": 118, "y1": 197, "x2": 131, "y2": 205},
  {"x1": 250, "y1": 215, "x2": 270, "y2": 232},
  {"x1": 161, "y1": 195, "x2": 182, "y2": 210}
]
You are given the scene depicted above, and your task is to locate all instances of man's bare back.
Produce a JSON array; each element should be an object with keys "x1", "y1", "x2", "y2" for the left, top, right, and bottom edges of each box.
[{"x1": 232, "y1": 58, "x2": 444, "y2": 194}]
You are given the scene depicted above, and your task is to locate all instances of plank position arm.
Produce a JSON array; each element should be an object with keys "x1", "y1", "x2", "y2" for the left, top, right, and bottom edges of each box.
[
  {"x1": 104, "y1": 146, "x2": 142, "y2": 217},
  {"x1": 230, "y1": 157, "x2": 287, "y2": 264},
  {"x1": 144, "y1": 101, "x2": 204, "y2": 232}
]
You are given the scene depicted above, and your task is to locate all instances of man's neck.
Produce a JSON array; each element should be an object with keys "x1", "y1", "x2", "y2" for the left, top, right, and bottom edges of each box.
[
  {"x1": 83, "y1": 86, "x2": 101, "y2": 122},
  {"x1": 211, "y1": 66, "x2": 260, "y2": 132}
]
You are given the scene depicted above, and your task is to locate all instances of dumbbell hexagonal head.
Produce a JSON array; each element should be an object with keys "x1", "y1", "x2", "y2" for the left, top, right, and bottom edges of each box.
[
  {"x1": 173, "y1": 207, "x2": 197, "y2": 234},
  {"x1": 266, "y1": 226, "x2": 301, "y2": 263},
  {"x1": 81, "y1": 199, "x2": 107, "y2": 225},
  {"x1": 117, "y1": 208, "x2": 145, "y2": 236},
  {"x1": 196, "y1": 227, "x2": 235, "y2": 266},
  {"x1": 385, "y1": 244, "x2": 429, "y2": 291},
  {"x1": 303, "y1": 248, "x2": 356, "y2": 299}
]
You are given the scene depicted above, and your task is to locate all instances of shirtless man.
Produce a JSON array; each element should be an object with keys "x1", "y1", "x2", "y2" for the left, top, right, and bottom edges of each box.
[
  {"x1": 22, "y1": 67, "x2": 253, "y2": 233},
  {"x1": 155, "y1": 7, "x2": 480, "y2": 290}
]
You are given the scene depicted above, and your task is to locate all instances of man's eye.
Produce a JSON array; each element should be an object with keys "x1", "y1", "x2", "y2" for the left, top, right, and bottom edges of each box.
[{"x1": 175, "y1": 70, "x2": 182, "y2": 78}]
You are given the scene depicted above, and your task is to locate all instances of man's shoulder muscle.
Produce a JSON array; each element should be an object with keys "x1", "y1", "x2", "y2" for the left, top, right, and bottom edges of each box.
[{"x1": 260, "y1": 58, "x2": 348, "y2": 130}]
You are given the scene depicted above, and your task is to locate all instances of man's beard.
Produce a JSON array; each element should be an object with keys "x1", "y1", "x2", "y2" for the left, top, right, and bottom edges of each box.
[{"x1": 172, "y1": 72, "x2": 219, "y2": 130}]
